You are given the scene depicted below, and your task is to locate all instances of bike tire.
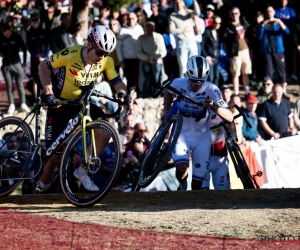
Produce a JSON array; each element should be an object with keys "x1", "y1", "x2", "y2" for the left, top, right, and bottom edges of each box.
[
  {"x1": 138, "y1": 113, "x2": 183, "y2": 188},
  {"x1": 226, "y1": 139, "x2": 255, "y2": 189},
  {"x1": 60, "y1": 120, "x2": 122, "y2": 207},
  {"x1": 0, "y1": 117, "x2": 34, "y2": 197}
]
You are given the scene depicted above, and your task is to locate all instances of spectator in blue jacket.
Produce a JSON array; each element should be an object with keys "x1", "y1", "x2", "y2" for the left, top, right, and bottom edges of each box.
[
  {"x1": 275, "y1": 0, "x2": 297, "y2": 80},
  {"x1": 242, "y1": 94, "x2": 264, "y2": 146},
  {"x1": 257, "y1": 5, "x2": 290, "y2": 99},
  {"x1": 275, "y1": 0, "x2": 296, "y2": 28}
]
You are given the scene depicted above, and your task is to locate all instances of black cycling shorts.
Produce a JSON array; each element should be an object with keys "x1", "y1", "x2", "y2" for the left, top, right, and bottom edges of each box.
[{"x1": 44, "y1": 103, "x2": 106, "y2": 148}]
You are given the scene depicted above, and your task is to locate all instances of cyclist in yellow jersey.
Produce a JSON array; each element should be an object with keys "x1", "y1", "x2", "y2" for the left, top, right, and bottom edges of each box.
[{"x1": 37, "y1": 25, "x2": 131, "y2": 192}]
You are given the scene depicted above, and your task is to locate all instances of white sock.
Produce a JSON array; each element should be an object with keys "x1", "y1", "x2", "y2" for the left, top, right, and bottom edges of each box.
[
  {"x1": 283, "y1": 88, "x2": 286, "y2": 93},
  {"x1": 244, "y1": 86, "x2": 250, "y2": 94},
  {"x1": 39, "y1": 180, "x2": 51, "y2": 190}
]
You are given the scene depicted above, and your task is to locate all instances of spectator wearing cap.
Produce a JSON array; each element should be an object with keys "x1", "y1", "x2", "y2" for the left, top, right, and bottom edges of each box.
[
  {"x1": 221, "y1": 6, "x2": 252, "y2": 96},
  {"x1": 202, "y1": 15, "x2": 221, "y2": 86},
  {"x1": 169, "y1": 0, "x2": 200, "y2": 78},
  {"x1": 258, "y1": 84, "x2": 296, "y2": 140},
  {"x1": 27, "y1": 12, "x2": 50, "y2": 76},
  {"x1": 220, "y1": 84, "x2": 232, "y2": 104},
  {"x1": 242, "y1": 94, "x2": 264, "y2": 146},
  {"x1": 50, "y1": 12, "x2": 72, "y2": 53},
  {"x1": 136, "y1": 21, "x2": 167, "y2": 98},
  {"x1": 204, "y1": 4, "x2": 215, "y2": 27}
]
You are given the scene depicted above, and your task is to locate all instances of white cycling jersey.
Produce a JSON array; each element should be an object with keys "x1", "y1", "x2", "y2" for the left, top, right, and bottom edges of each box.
[
  {"x1": 202, "y1": 111, "x2": 230, "y2": 189},
  {"x1": 169, "y1": 79, "x2": 228, "y2": 181},
  {"x1": 168, "y1": 78, "x2": 228, "y2": 133}
]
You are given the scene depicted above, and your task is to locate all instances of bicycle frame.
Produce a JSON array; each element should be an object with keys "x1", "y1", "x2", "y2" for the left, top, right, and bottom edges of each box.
[
  {"x1": 210, "y1": 106, "x2": 260, "y2": 189},
  {"x1": 0, "y1": 79, "x2": 122, "y2": 182}
]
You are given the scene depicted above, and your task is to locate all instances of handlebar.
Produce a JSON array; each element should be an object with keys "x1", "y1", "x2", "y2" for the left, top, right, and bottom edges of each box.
[
  {"x1": 154, "y1": 78, "x2": 208, "y2": 122},
  {"x1": 210, "y1": 104, "x2": 252, "y2": 130},
  {"x1": 34, "y1": 80, "x2": 127, "y2": 118},
  {"x1": 154, "y1": 78, "x2": 204, "y2": 107}
]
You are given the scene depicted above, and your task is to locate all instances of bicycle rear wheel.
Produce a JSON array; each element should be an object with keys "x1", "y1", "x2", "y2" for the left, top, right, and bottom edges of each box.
[
  {"x1": 226, "y1": 139, "x2": 255, "y2": 189},
  {"x1": 60, "y1": 120, "x2": 122, "y2": 207},
  {"x1": 0, "y1": 117, "x2": 34, "y2": 197},
  {"x1": 138, "y1": 113, "x2": 182, "y2": 188}
]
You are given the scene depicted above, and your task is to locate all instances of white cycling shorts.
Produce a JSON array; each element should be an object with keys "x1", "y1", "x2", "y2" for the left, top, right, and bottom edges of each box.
[
  {"x1": 172, "y1": 130, "x2": 211, "y2": 181},
  {"x1": 202, "y1": 155, "x2": 230, "y2": 190}
]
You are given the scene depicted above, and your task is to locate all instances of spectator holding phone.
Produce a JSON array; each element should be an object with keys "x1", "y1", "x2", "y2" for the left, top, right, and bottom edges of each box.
[
  {"x1": 257, "y1": 5, "x2": 290, "y2": 99},
  {"x1": 131, "y1": 123, "x2": 150, "y2": 159}
]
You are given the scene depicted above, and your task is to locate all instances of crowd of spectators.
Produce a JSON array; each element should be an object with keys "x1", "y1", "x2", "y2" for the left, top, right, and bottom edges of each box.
[{"x1": 1, "y1": 0, "x2": 300, "y2": 191}]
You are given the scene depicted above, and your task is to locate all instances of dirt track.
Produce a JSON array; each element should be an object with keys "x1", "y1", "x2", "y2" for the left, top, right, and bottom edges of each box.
[{"x1": 1, "y1": 188, "x2": 300, "y2": 240}]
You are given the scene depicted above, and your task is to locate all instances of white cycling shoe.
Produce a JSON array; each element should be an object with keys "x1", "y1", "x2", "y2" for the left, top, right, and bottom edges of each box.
[{"x1": 73, "y1": 168, "x2": 99, "y2": 192}]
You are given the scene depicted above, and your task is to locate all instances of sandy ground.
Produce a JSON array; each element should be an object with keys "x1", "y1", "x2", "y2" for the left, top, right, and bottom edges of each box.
[{"x1": 1, "y1": 188, "x2": 300, "y2": 240}]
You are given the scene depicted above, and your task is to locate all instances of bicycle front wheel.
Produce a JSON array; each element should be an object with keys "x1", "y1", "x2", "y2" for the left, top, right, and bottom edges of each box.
[
  {"x1": 0, "y1": 117, "x2": 34, "y2": 197},
  {"x1": 60, "y1": 120, "x2": 122, "y2": 207},
  {"x1": 226, "y1": 139, "x2": 255, "y2": 189},
  {"x1": 138, "y1": 113, "x2": 183, "y2": 188}
]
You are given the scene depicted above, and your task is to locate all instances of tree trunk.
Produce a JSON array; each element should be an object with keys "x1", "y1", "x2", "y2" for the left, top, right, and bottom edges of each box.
[{"x1": 70, "y1": 0, "x2": 89, "y2": 40}]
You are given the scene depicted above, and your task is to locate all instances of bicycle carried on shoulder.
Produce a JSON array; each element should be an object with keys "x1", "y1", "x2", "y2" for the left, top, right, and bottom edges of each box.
[
  {"x1": 130, "y1": 78, "x2": 209, "y2": 190},
  {"x1": 0, "y1": 75, "x2": 126, "y2": 207},
  {"x1": 210, "y1": 105, "x2": 261, "y2": 189}
]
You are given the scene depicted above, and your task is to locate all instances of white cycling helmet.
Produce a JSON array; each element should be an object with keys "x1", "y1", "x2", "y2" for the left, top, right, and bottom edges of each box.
[
  {"x1": 186, "y1": 56, "x2": 210, "y2": 82},
  {"x1": 88, "y1": 25, "x2": 117, "y2": 53}
]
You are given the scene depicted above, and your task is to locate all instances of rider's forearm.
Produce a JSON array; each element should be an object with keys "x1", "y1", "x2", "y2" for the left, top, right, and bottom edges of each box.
[
  {"x1": 163, "y1": 90, "x2": 173, "y2": 112},
  {"x1": 211, "y1": 104, "x2": 233, "y2": 122},
  {"x1": 38, "y1": 62, "x2": 53, "y2": 95}
]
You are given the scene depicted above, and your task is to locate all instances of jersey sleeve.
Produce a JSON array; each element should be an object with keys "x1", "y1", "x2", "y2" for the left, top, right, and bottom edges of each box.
[
  {"x1": 44, "y1": 47, "x2": 72, "y2": 69},
  {"x1": 103, "y1": 56, "x2": 122, "y2": 87},
  {"x1": 211, "y1": 85, "x2": 228, "y2": 108}
]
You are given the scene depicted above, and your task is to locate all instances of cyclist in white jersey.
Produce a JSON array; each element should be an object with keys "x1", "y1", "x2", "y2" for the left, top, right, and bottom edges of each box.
[
  {"x1": 163, "y1": 56, "x2": 233, "y2": 190},
  {"x1": 202, "y1": 111, "x2": 230, "y2": 190}
]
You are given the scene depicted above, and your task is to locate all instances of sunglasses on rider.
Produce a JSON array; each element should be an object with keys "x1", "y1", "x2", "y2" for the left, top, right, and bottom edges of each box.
[
  {"x1": 94, "y1": 48, "x2": 109, "y2": 57},
  {"x1": 189, "y1": 78, "x2": 205, "y2": 84}
]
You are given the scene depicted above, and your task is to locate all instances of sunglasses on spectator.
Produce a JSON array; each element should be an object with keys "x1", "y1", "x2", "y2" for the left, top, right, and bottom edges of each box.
[
  {"x1": 189, "y1": 78, "x2": 205, "y2": 84},
  {"x1": 139, "y1": 129, "x2": 146, "y2": 133},
  {"x1": 214, "y1": 21, "x2": 221, "y2": 24},
  {"x1": 94, "y1": 48, "x2": 109, "y2": 57},
  {"x1": 31, "y1": 18, "x2": 39, "y2": 22}
]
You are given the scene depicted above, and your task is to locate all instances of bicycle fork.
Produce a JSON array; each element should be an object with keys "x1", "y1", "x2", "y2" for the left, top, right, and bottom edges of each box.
[{"x1": 81, "y1": 116, "x2": 97, "y2": 165}]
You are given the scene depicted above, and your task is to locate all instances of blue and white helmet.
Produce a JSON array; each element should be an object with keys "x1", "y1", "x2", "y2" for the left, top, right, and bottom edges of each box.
[
  {"x1": 88, "y1": 25, "x2": 117, "y2": 53},
  {"x1": 187, "y1": 56, "x2": 210, "y2": 82}
]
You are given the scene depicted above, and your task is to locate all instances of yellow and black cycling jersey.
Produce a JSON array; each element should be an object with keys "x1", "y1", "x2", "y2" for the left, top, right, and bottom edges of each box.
[{"x1": 44, "y1": 45, "x2": 122, "y2": 100}]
